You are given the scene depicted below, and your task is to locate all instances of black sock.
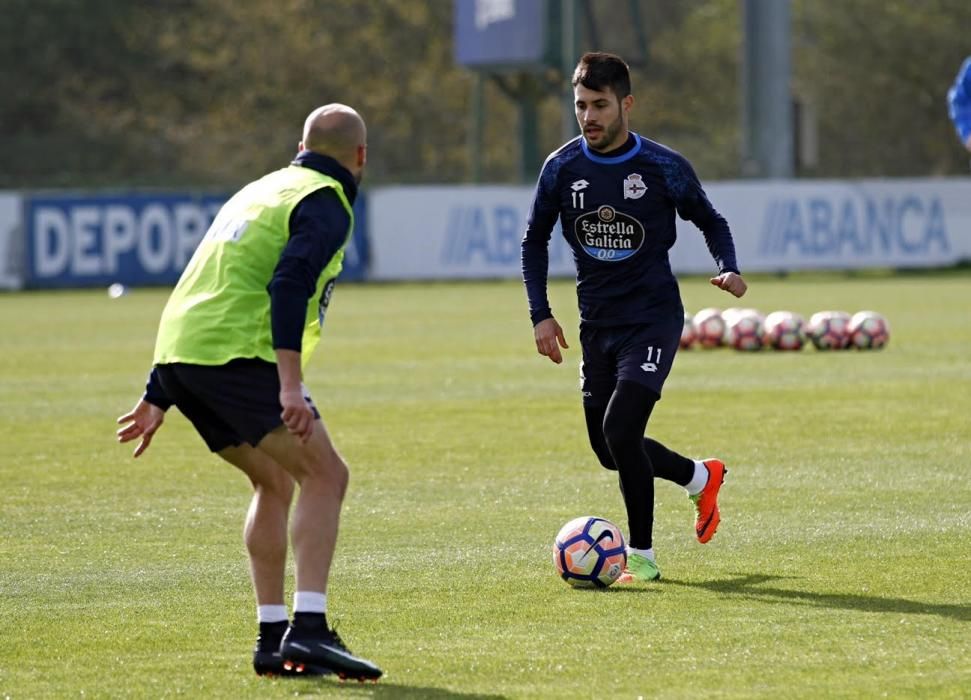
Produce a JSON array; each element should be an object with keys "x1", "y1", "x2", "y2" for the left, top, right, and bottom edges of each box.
[
  {"x1": 257, "y1": 620, "x2": 289, "y2": 652},
  {"x1": 293, "y1": 611, "x2": 328, "y2": 630},
  {"x1": 645, "y1": 437, "x2": 694, "y2": 486}
]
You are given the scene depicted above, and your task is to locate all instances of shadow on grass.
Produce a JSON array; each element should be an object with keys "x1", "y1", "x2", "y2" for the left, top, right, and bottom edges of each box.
[
  {"x1": 286, "y1": 678, "x2": 508, "y2": 699},
  {"x1": 663, "y1": 573, "x2": 971, "y2": 622}
]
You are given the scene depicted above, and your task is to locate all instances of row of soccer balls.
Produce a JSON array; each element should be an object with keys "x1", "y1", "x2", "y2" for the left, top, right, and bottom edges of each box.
[{"x1": 682, "y1": 308, "x2": 890, "y2": 351}]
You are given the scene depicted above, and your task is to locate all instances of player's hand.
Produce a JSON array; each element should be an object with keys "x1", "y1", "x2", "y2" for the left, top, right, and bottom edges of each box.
[
  {"x1": 280, "y1": 388, "x2": 314, "y2": 443},
  {"x1": 710, "y1": 271, "x2": 748, "y2": 298},
  {"x1": 116, "y1": 399, "x2": 165, "y2": 458},
  {"x1": 534, "y1": 317, "x2": 569, "y2": 364}
]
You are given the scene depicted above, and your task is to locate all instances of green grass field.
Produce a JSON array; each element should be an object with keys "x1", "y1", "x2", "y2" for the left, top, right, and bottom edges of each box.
[{"x1": 1, "y1": 272, "x2": 970, "y2": 699}]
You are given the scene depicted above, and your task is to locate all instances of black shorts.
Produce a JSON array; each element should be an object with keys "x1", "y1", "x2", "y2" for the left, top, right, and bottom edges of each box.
[
  {"x1": 155, "y1": 359, "x2": 320, "y2": 453},
  {"x1": 579, "y1": 319, "x2": 681, "y2": 405}
]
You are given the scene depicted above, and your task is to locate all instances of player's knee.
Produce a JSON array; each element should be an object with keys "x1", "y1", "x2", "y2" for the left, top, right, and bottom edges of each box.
[
  {"x1": 304, "y1": 451, "x2": 349, "y2": 496},
  {"x1": 246, "y1": 463, "x2": 295, "y2": 502},
  {"x1": 589, "y1": 439, "x2": 617, "y2": 470},
  {"x1": 332, "y1": 457, "x2": 349, "y2": 498},
  {"x1": 264, "y1": 471, "x2": 295, "y2": 502}
]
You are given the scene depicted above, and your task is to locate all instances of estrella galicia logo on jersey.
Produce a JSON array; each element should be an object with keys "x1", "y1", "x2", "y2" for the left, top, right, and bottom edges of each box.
[
  {"x1": 575, "y1": 205, "x2": 644, "y2": 261},
  {"x1": 623, "y1": 173, "x2": 647, "y2": 200}
]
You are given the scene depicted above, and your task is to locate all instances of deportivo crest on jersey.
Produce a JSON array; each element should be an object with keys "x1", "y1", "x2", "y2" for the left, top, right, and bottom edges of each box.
[
  {"x1": 574, "y1": 205, "x2": 645, "y2": 261},
  {"x1": 623, "y1": 173, "x2": 647, "y2": 200}
]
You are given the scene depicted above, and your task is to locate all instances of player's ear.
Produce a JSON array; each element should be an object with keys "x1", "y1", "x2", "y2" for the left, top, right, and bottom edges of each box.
[{"x1": 622, "y1": 94, "x2": 634, "y2": 115}]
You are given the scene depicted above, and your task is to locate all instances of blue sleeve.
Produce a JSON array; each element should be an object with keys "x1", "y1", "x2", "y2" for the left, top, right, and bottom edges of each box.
[
  {"x1": 662, "y1": 154, "x2": 740, "y2": 275},
  {"x1": 521, "y1": 161, "x2": 560, "y2": 326},
  {"x1": 267, "y1": 188, "x2": 351, "y2": 351},
  {"x1": 948, "y1": 57, "x2": 971, "y2": 144}
]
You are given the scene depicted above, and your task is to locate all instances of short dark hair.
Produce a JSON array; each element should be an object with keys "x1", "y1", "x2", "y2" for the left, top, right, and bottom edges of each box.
[{"x1": 572, "y1": 52, "x2": 631, "y2": 98}]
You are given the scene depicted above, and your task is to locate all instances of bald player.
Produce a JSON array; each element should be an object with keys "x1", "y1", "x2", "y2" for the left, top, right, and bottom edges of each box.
[{"x1": 116, "y1": 104, "x2": 382, "y2": 680}]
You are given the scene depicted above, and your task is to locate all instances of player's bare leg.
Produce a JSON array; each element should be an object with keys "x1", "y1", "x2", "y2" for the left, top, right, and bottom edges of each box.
[
  {"x1": 257, "y1": 420, "x2": 381, "y2": 681},
  {"x1": 219, "y1": 443, "x2": 330, "y2": 676},
  {"x1": 219, "y1": 444, "x2": 294, "y2": 605},
  {"x1": 257, "y1": 421, "x2": 347, "y2": 594}
]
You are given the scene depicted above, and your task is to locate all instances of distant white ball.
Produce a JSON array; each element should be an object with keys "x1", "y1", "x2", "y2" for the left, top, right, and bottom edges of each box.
[
  {"x1": 725, "y1": 310, "x2": 765, "y2": 351},
  {"x1": 680, "y1": 311, "x2": 696, "y2": 349},
  {"x1": 805, "y1": 311, "x2": 851, "y2": 350},
  {"x1": 692, "y1": 308, "x2": 725, "y2": 348},
  {"x1": 720, "y1": 307, "x2": 745, "y2": 345},
  {"x1": 763, "y1": 311, "x2": 805, "y2": 351},
  {"x1": 107, "y1": 283, "x2": 128, "y2": 298},
  {"x1": 848, "y1": 311, "x2": 890, "y2": 350}
]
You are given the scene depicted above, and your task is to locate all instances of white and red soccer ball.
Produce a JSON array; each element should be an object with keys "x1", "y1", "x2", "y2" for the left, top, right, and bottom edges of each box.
[
  {"x1": 553, "y1": 516, "x2": 626, "y2": 588},
  {"x1": 692, "y1": 308, "x2": 725, "y2": 348},
  {"x1": 805, "y1": 311, "x2": 852, "y2": 350},
  {"x1": 680, "y1": 311, "x2": 696, "y2": 349},
  {"x1": 763, "y1": 311, "x2": 805, "y2": 351},
  {"x1": 724, "y1": 309, "x2": 765, "y2": 351},
  {"x1": 848, "y1": 311, "x2": 890, "y2": 350}
]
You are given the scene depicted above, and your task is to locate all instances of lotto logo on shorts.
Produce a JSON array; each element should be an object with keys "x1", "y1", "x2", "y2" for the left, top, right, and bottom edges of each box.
[{"x1": 640, "y1": 346, "x2": 663, "y2": 373}]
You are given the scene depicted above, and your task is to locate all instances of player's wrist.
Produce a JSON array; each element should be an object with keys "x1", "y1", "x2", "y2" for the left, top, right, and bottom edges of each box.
[{"x1": 531, "y1": 310, "x2": 554, "y2": 327}]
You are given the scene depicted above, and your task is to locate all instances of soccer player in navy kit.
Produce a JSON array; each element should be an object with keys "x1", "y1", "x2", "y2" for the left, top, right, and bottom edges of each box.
[{"x1": 522, "y1": 52, "x2": 748, "y2": 582}]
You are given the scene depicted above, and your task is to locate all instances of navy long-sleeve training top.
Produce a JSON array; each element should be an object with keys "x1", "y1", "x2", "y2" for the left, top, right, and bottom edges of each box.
[{"x1": 522, "y1": 132, "x2": 739, "y2": 328}]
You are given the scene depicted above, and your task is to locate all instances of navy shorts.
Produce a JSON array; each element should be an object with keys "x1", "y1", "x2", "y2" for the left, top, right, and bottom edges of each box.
[
  {"x1": 155, "y1": 359, "x2": 320, "y2": 453},
  {"x1": 579, "y1": 319, "x2": 681, "y2": 406}
]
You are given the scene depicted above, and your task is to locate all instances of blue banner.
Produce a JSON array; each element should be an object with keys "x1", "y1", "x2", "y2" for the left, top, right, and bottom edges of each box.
[
  {"x1": 454, "y1": 0, "x2": 549, "y2": 69},
  {"x1": 343, "y1": 197, "x2": 369, "y2": 282},
  {"x1": 24, "y1": 192, "x2": 369, "y2": 288}
]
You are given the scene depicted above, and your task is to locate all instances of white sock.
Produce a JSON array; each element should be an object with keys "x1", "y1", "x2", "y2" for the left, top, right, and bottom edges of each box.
[
  {"x1": 293, "y1": 591, "x2": 327, "y2": 614},
  {"x1": 257, "y1": 604, "x2": 289, "y2": 624},
  {"x1": 627, "y1": 546, "x2": 655, "y2": 562},
  {"x1": 685, "y1": 460, "x2": 709, "y2": 496}
]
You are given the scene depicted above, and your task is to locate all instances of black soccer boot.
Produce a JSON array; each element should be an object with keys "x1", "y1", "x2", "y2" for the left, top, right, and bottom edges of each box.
[
  {"x1": 279, "y1": 616, "x2": 383, "y2": 681},
  {"x1": 253, "y1": 620, "x2": 332, "y2": 677}
]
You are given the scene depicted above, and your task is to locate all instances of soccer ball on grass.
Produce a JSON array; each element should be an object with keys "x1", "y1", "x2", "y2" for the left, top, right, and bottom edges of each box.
[
  {"x1": 848, "y1": 311, "x2": 890, "y2": 349},
  {"x1": 763, "y1": 311, "x2": 806, "y2": 351},
  {"x1": 553, "y1": 516, "x2": 626, "y2": 588},
  {"x1": 805, "y1": 311, "x2": 851, "y2": 350},
  {"x1": 692, "y1": 308, "x2": 725, "y2": 348},
  {"x1": 725, "y1": 309, "x2": 765, "y2": 351},
  {"x1": 680, "y1": 311, "x2": 696, "y2": 349}
]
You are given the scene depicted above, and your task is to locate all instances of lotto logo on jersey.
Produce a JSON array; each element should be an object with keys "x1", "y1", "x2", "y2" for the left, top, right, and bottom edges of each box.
[{"x1": 574, "y1": 205, "x2": 645, "y2": 261}]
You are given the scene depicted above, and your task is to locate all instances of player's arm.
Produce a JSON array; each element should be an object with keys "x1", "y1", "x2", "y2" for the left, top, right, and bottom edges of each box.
[
  {"x1": 522, "y1": 163, "x2": 569, "y2": 363},
  {"x1": 268, "y1": 189, "x2": 349, "y2": 442},
  {"x1": 116, "y1": 367, "x2": 170, "y2": 458},
  {"x1": 668, "y1": 156, "x2": 747, "y2": 299}
]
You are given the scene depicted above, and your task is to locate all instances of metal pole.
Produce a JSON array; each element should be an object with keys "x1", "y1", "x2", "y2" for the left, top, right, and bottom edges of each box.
[
  {"x1": 520, "y1": 76, "x2": 540, "y2": 182},
  {"x1": 468, "y1": 72, "x2": 484, "y2": 183},
  {"x1": 741, "y1": 0, "x2": 793, "y2": 178},
  {"x1": 561, "y1": 0, "x2": 579, "y2": 144}
]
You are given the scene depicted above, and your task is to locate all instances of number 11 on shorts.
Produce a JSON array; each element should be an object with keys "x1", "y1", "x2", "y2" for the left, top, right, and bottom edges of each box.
[{"x1": 640, "y1": 346, "x2": 661, "y2": 373}]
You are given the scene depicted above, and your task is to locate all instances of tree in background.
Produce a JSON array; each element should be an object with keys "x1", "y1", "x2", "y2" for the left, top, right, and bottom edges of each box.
[{"x1": 1, "y1": 0, "x2": 969, "y2": 188}]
